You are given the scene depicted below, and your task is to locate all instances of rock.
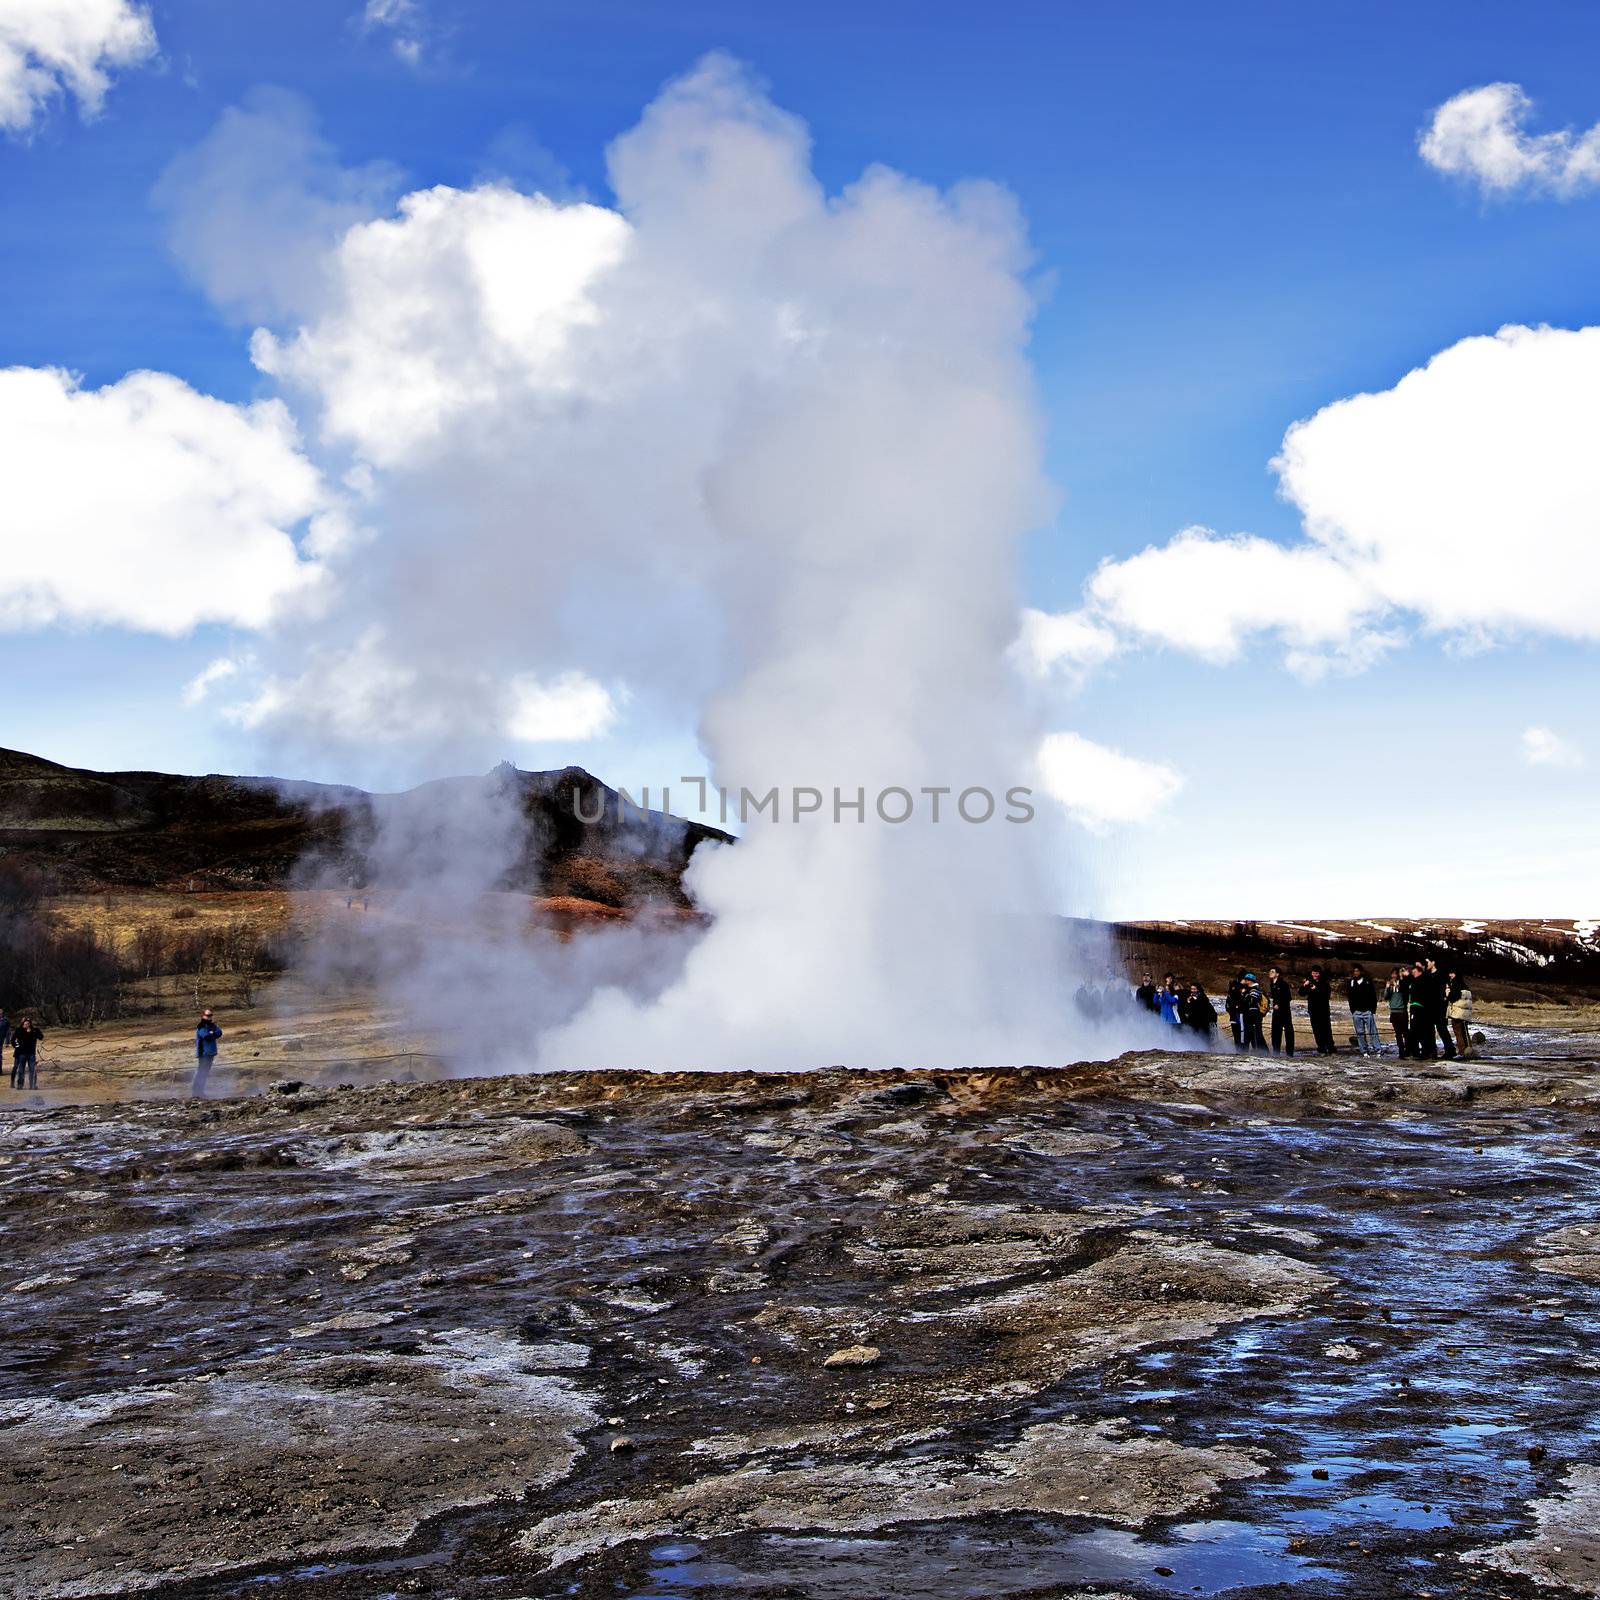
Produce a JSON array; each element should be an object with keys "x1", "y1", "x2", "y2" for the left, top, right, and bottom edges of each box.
[
  {"x1": 1322, "y1": 1342, "x2": 1361, "y2": 1361},
  {"x1": 822, "y1": 1345, "x2": 881, "y2": 1369},
  {"x1": 1311, "y1": 1467, "x2": 1330, "y2": 1480},
  {"x1": 271, "y1": 1081, "x2": 305, "y2": 1095},
  {"x1": 609, "y1": 1435, "x2": 635, "y2": 1453}
]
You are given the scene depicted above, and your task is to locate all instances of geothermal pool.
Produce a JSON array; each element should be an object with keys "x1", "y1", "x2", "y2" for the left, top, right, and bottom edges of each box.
[{"x1": 1, "y1": 1046, "x2": 1598, "y2": 1599}]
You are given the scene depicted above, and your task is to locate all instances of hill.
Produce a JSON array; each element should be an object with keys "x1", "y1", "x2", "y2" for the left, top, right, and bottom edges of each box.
[{"x1": 0, "y1": 747, "x2": 730, "y2": 910}]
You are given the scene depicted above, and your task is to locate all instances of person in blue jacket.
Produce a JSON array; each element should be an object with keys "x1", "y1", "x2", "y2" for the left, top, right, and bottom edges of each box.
[
  {"x1": 1156, "y1": 975, "x2": 1183, "y2": 1026},
  {"x1": 192, "y1": 1008, "x2": 223, "y2": 1097}
]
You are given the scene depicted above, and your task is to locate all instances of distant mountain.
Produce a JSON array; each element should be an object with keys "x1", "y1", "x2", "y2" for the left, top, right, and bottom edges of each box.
[{"x1": 0, "y1": 747, "x2": 731, "y2": 907}]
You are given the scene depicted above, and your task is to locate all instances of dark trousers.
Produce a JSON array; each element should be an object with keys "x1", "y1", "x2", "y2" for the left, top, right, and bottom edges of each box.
[
  {"x1": 1229, "y1": 1017, "x2": 1242, "y2": 1049},
  {"x1": 12, "y1": 1049, "x2": 37, "y2": 1089},
  {"x1": 1390, "y1": 1012, "x2": 1408, "y2": 1056},
  {"x1": 1410, "y1": 1010, "x2": 1435, "y2": 1058},
  {"x1": 1271, "y1": 1009, "x2": 1295, "y2": 1055},
  {"x1": 1433, "y1": 1016, "x2": 1456, "y2": 1058},
  {"x1": 1241, "y1": 1009, "x2": 1266, "y2": 1051},
  {"x1": 191, "y1": 1055, "x2": 215, "y2": 1097},
  {"x1": 1309, "y1": 1007, "x2": 1335, "y2": 1054}
]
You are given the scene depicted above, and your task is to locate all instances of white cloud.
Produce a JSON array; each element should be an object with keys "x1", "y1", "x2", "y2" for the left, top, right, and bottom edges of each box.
[
  {"x1": 507, "y1": 672, "x2": 619, "y2": 742},
  {"x1": 1012, "y1": 606, "x2": 1119, "y2": 685},
  {"x1": 1085, "y1": 528, "x2": 1390, "y2": 679},
  {"x1": 154, "y1": 88, "x2": 402, "y2": 325},
  {"x1": 181, "y1": 656, "x2": 243, "y2": 707},
  {"x1": 1030, "y1": 322, "x2": 1600, "y2": 685},
  {"x1": 1035, "y1": 731, "x2": 1184, "y2": 831},
  {"x1": 362, "y1": 0, "x2": 428, "y2": 67},
  {"x1": 1420, "y1": 83, "x2": 1600, "y2": 198},
  {"x1": 0, "y1": 366, "x2": 333, "y2": 635},
  {"x1": 0, "y1": 0, "x2": 155, "y2": 131},
  {"x1": 1521, "y1": 725, "x2": 1584, "y2": 769}
]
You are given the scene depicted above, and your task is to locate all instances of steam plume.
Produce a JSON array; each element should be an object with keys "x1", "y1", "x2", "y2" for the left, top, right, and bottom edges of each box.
[{"x1": 195, "y1": 56, "x2": 1139, "y2": 1068}]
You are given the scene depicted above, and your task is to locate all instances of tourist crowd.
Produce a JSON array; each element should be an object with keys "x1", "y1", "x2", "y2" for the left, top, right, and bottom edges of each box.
[
  {"x1": 1068, "y1": 953, "x2": 1478, "y2": 1056},
  {"x1": 1101, "y1": 957, "x2": 1477, "y2": 1059}
]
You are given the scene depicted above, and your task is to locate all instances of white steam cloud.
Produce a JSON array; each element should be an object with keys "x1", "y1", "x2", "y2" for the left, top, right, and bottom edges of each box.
[{"x1": 156, "y1": 55, "x2": 1132, "y2": 1069}]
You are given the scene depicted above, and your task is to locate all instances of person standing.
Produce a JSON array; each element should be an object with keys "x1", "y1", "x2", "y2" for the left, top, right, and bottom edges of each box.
[
  {"x1": 1267, "y1": 966, "x2": 1295, "y2": 1056},
  {"x1": 1347, "y1": 964, "x2": 1380, "y2": 1057},
  {"x1": 0, "y1": 1008, "x2": 10, "y2": 1066},
  {"x1": 1423, "y1": 959, "x2": 1456, "y2": 1059},
  {"x1": 1446, "y1": 971, "x2": 1475, "y2": 1060},
  {"x1": 11, "y1": 1014, "x2": 42, "y2": 1090},
  {"x1": 192, "y1": 1008, "x2": 223, "y2": 1097},
  {"x1": 1239, "y1": 972, "x2": 1268, "y2": 1052},
  {"x1": 1135, "y1": 974, "x2": 1159, "y2": 1014},
  {"x1": 1182, "y1": 983, "x2": 1218, "y2": 1040},
  {"x1": 1407, "y1": 962, "x2": 1435, "y2": 1059},
  {"x1": 1384, "y1": 967, "x2": 1409, "y2": 1057},
  {"x1": 1224, "y1": 976, "x2": 1245, "y2": 1050},
  {"x1": 1300, "y1": 965, "x2": 1336, "y2": 1055},
  {"x1": 1156, "y1": 977, "x2": 1183, "y2": 1027}
]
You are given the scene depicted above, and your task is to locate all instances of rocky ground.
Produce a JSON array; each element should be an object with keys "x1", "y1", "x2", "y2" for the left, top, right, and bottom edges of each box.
[{"x1": 2, "y1": 1038, "x2": 1600, "y2": 1599}]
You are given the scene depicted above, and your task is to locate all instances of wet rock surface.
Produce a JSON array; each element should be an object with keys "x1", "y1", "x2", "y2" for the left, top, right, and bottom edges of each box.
[{"x1": 0, "y1": 1048, "x2": 1598, "y2": 1598}]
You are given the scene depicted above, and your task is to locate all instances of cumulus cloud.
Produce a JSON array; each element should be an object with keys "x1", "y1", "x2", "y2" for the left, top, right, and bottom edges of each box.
[
  {"x1": 1036, "y1": 732, "x2": 1184, "y2": 831},
  {"x1": 1521, "y1": 725, "x2": 1584, "y2": 769},
  {"x1": 0, "y1": 366, "x2": 335, "y2": 635},
  {"x1": 154, "y1": 87, "x2": 402, "y2": 325},
  {"x1": 0, "y1": 0, "x2": 155, "y2": 131},
  {"x1": 1012, "y1": 606, "x2": 1120, "y2": 685},
  {"x1": 1028, "y1": 322, "x2": 1600, "y2": 685},
  {"x1": 1420, "y1": 83, "x2": 1600, "y2": 198}
]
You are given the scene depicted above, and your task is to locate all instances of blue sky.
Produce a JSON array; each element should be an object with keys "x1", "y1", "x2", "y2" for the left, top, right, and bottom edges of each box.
[{"x1": 3, "y1": 0, "x2": 1598, "y2": 914}]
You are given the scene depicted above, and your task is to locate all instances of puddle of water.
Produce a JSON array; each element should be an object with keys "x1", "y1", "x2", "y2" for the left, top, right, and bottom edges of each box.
[
  {"x1": 635, "y1": 1521, "x2": 1337, "y2": 1597},
  {"x1": 1286, "y1": 1491, "x2": 1452, "y2": 1532}
]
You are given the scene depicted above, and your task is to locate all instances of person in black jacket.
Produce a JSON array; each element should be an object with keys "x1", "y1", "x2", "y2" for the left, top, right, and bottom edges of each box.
[
  {"x1": 1239, "y1": 972, "x2": 1268, "y2": 1052},
  {"x1": 1134, "y1": 975, "x2": 1158, "y2": 1014},
  {"x1": 1224, "y1": 977, "x2": 1244, "y2": 1049},
  {"x1": 1182, "y1": 983, "x2": 1217, "y2": 1040},
  {"x1": 1267, "y1": 966, "x2": 1295, "y2": 1056},
  {"x1": 1407, "y1": 961, "x2": 1435, "y2": 1058},
  {"x1": 11, "y1": 1014, "x2": 42, "y2": 1090},
  {"x1": 1423, "y1": 959, "x2": 1456, "y2": 1059},
  {"x1": 1300, "y1": 966, "x2": 1335, "y2": 1055},
  {"x1": 1347, "y1": 964, "x2": 1380, "y2": 1056}
]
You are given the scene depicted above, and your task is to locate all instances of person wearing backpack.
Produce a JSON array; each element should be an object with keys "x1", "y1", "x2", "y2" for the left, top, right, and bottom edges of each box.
[{"x1": 1239, "y1": 972, "x2": 1268, "y2": 1052}]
